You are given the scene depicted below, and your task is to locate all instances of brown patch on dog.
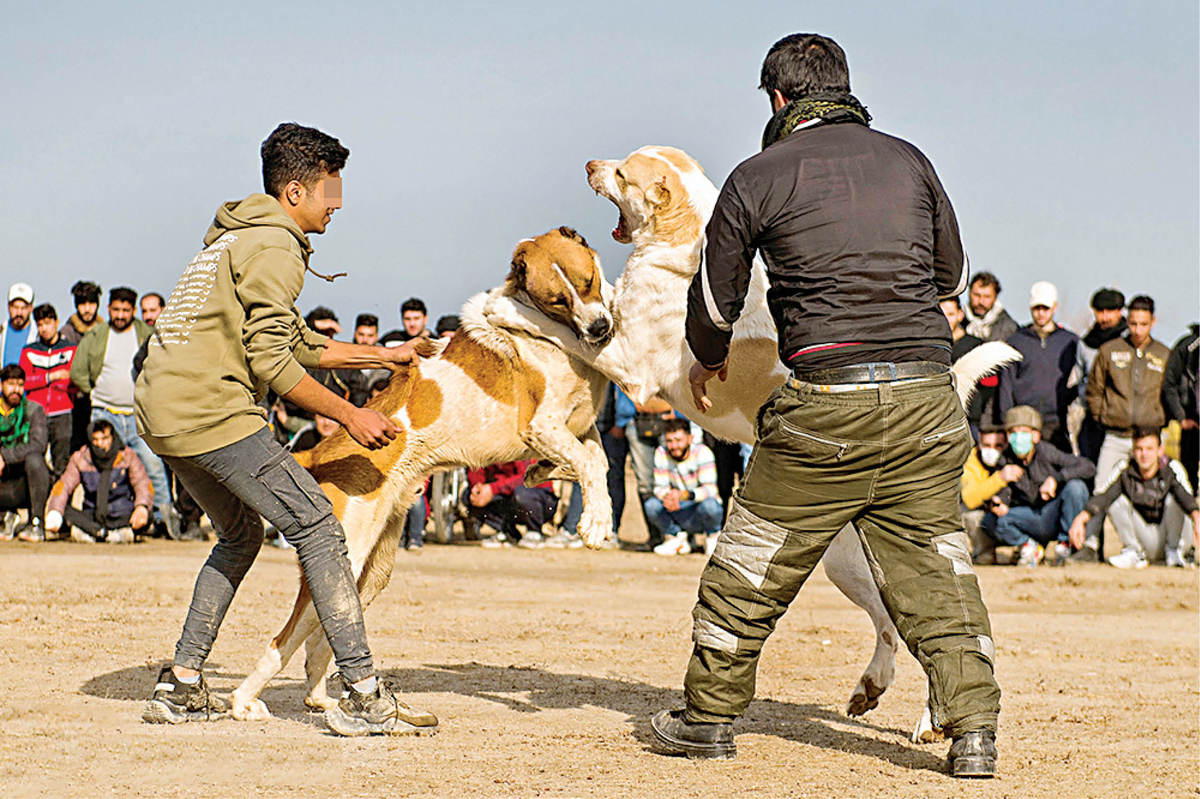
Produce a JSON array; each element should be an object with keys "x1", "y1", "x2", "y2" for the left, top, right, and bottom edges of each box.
[
  {"x1": 651, "y1": 146, "x2": 705, "y2": 178},
  {"x1": 442, "y1": 332, "x2": 517, "y2": 405},
  {"x1": 407, "y1": 378, "x2": 442, "y2": 429},
  {"x1": 620, "y1": 152, "x2": 702, "y2": 249},
  {"x1": 507, "y1": 229, "x2": 603, "y2": 328},
  {"x1": 310, "y1": 453, "x2": 389, "y2": 497}
]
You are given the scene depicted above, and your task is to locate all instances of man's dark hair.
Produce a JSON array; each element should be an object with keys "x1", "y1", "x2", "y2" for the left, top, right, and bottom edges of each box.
[
  {"x1": 663, "y1": 418, "x2": 691, "y2": 436},
  {"x1": 401, "y1": 298, "x2": 427, "y2": 316},
  {"x1": 355, "y1": 313, "x2": 378, "y2": 329},
  {"x1": 1089, "y1": 287, "x2": 1124, "y2": 311},
  {"x1": 1128, "y1": 295, "x2": 1155, "y2": 314},
  {"x1": 435, "y1": 314, "x2": 460, "y2": 336},
  {"x1": 261, "y1": 122, "x2": 350, "y2": 198},
  {"x1": 970, "y1": 272, "x2": 1002, "y2": 293},
  {"x1": 90, "y1": 418, "x2": 115, "y2": 437},
  {"x1": 1131, "y1": 426, "x2": 1161, "y2": 444},
  {"x1": 33, "y1": 303, "x2": 57, "y2": 322},
  {"x1": 0, "y1": 364, "x2": 25, "y2": 382},
  {"x1": 759, "y1": 33, "x2": 850, "y2": 99},
  {"x1": 305, "y1": 306, "x2": 339, "y2": 331},
  {"x1": 942, "y1": 296, "x2": 962, "y2": 310},
  {"x1": 142, "y1": 291, "x2": 165, "y2": 307},
  {"x1": 70, "y1": 280, "x2": 101, "y2": 305},
  {"x1": 109, "y1": 286, "x2": 137, "y2": 306}
]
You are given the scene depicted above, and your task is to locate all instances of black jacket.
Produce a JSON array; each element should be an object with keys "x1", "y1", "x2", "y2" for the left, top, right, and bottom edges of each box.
[
  {"x1": 995, "y1": 441, "x2": 1095, "y2": 509},
  {"x1": 686, "y1": 120, "x2": 965, "y2": 370},
  {"x1": 996, "y1": 325, "x2": 1081, "y2": 432},
  {"x1": 1163, "y1": 325, "x2": 1199, "y2": 423},
  {"x1": 1084, "y1": 457, "x2": 1198, "y2": 523}
]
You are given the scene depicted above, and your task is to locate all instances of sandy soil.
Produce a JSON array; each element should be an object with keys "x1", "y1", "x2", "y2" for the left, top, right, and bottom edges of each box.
[{"x1": 0, "y1": 531, "x2": 1196, "y2": 799}]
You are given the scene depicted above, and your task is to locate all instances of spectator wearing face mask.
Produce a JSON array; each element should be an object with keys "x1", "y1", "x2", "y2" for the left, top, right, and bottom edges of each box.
[{"x1": 961, "y1": 423, "x2": 1023, "y2": 564}]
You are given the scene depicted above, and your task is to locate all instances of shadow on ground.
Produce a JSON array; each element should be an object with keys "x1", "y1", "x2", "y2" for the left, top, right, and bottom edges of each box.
[{"x1": 83, "y1": 660, "x2": 944, "y2": 774}]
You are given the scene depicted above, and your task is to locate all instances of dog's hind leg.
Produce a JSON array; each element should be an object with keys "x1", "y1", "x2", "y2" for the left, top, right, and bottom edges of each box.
[
  {"x1": 230, "y1": 579, "x2": 323, "y2": 721},
  {"x1": 821, "y1": 523, "x2": 900, "y2": 719}
]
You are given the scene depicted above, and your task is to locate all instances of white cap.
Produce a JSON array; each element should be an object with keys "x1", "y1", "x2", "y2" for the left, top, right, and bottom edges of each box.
[
  {"x1": 1029, "y1": 281, "x2": 1057, "y2": 308},
  {"x1": 7, "y1": 283, "x2": 33, "y2": 304}
]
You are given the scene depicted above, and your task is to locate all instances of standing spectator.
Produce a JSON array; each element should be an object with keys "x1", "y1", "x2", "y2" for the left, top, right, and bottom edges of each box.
[
  {"x1": 941, "y1": 295, "x2": 989, "y2": 438},
  {"x1": 1069, "y1": 428, "x2": 1198, "y2": 568},
  {"x1": 1077, "y1": 288, "x2": 1127, "y2": 462},
  {"x1": 960, "y1": 424, "x2": 1022, "y2": 564},
  {"x1": 435, "y1": 315, "x2": 460, "y2": 339},
  {"x1": 595, "y1": 382, "x2": 632, "y2": 541},
  {"x1": 1, "y1": 283, "x2": 37, "y2": 367},
  {"x1": 19, "y1": 303, "x2": 76, "y2": 477},
  {"x1": 71, "y1": 286, "x2": 176, "y2": 538},
  {"x1": 623, "y1": 391, "x2": 679, "y2": 549},
  {"x1": 380, "y1": 297, "x2": 431, "y2": 346},
  {"x1": 467, "y1": 458, "x2": 557, "y2": 549},
  {"x1": 1162, "y1": 323, "x2": 1199, "y2": 491},
  {"x1": 302, "y1": 307, "x2": 351, "y2": 400},
  {"x1": 345, "y1": 313, "x2": 389, "y2": 407},
  {"x1": 646, "y1": 419, "x2": 723, "y2": 556},
  {"x1": 701, "y1": 433, "x2": 743, "y2": 521},
  {"x1": 140, "y1": 292, "x2": 166, "y2": 325},
  {"x1": 60, "y1": 280, "x2": 102, "y2": 453},
  {"x1": 1085, "y1": 295, "x2": 1170, "y2": 494},
  {"x1": 44, "y1": 419, "x2": 153, "y2": 544},
  {"x1": 996, "y1": 281, "x2": 1080, "y2": 453},
  {"x1": 0, "y1": 364, "x2": 49, "y2": 541},
  {"x1": 980, "y1": 406, "x2": 1094, "y2": 566},
  {"x1": 962, "y1": 272, "x2": 1019, "y2": 343}
]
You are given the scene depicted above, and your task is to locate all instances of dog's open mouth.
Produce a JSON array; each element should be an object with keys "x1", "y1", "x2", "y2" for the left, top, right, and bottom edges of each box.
[{"x1": 612, "y1": 209, "x2": 632, "y2": 244}]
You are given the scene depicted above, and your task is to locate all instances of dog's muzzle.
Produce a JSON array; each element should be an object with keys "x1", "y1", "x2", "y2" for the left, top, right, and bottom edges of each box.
[{"x1": 585, "y1": 317, "x2": 612, "y2": 343}]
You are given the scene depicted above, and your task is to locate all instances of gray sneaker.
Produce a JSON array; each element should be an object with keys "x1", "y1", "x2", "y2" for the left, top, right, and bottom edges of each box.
[
  {"x1": 325, "y1": 679, "x2": 438, "y2": 737},
  {"x1": 0, "y1": 511, "x2": 19, "y2": 541},
  {"x1": 142, "y1": 666, "x2": 229, "y2": 724}
]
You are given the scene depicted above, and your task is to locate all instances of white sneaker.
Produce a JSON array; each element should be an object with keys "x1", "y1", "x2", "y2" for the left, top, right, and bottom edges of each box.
[
  {"x1": 518, "y1": 530, "x2": 545, "y2": 549},
  {"x1": 1107, "y1": 548, "x2": 1148, "y2": 569},
  {"x1": 1164, "y1": 548, "x2": 1185, "y2": 568},
  {"x1": 653, "y1": 532, "x2": 691, "y2": 556},
  {"x1": 71, "y1": 527, "x2": 97, "y2": 543},
  {"x1": 107, "y1": 526, "x2": 135, "y2": 544},
  {"x1": 704, "y1": 533, "x2": 721, "y2": 557},
  {"x1": 1017, "y1": 540, "x2": 1044, "y2": 568},
  {"x1": 1052, "y1": 541, "x2": 1071, "y2": 565},
  {"x1": 0, "y1": 511, "x2": 19, "y2": 541}
]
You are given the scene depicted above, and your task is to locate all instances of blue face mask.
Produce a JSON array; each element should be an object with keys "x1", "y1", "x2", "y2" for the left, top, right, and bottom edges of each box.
[{"x1": 1009, "y1": 431, "x2": 1034, "y2": 457}]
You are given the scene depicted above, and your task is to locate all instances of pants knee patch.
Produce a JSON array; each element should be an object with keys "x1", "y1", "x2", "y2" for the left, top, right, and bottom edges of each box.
[
  {"x1": 710, "y1": 497, "x2": 789, "y2": 590},
  {"x1": 692, "y1": 617, "x2": 739, "y2": 654},
  {"x1": 932, "y1": 532, "x2": 976, "y2": 576}
]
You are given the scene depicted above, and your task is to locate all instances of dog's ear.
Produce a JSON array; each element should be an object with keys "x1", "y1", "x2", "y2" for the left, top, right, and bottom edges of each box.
[
  {"x1": 507, "y1": 251, "x2": 527, "y2": 286},
  {"x1": 646, "y1": 177, "x2": 671, "y2": 207},
  {"x1": 557, "y1": 226, "x2": 589, "y2": 248}
]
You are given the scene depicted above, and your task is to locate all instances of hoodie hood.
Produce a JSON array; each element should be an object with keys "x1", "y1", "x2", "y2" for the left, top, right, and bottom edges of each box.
[{"x1": 205, "y1": 194, "x2": 312, "y2": 258}]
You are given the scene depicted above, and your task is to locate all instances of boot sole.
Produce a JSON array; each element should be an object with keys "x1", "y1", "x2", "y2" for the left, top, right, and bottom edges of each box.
[
  {"x1": 950, "y1": 755, "x2": 996, "y2": 778},
  {"x1": 141, "y1": 699, "x2": 228, "y2": 724},
  {"x1": 325, "y1": 706, "x2": 439, "y2": 737},
  {"x1": 650, "y1": 716, "x2": 736, "y2": 760}
]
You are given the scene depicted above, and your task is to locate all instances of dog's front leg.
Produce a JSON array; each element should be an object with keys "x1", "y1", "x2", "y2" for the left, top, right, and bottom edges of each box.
[{"x1": 522, "y1": 423, "x2": 612, "y2": 549}]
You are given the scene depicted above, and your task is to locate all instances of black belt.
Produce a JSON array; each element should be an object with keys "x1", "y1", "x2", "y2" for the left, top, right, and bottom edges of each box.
[{"x1": 792, "y1": 361, "x2": 948, "y2": 385}]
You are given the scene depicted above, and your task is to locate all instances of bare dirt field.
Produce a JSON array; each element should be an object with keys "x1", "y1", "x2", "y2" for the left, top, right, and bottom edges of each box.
[{"x1": 1, "y1": 533, "x2": 1197, "y2": 799}]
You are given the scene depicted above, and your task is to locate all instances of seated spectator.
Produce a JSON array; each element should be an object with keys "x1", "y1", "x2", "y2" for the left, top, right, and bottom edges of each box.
[
  {"x1": 435, "y1": 315, "x2": 460, "y2": 339},
  {"x1": 1163, "y1": 323, "x2": 1199, "y2": 490},
  {"x1": 646, "y1": 419, "x2": 723, "y2": 556},
  {"x1": 996, "y1": 282, "x2": 1080, "y2": 453},
  {"x1": 381, "y1": 297, "x2": 431, "y2": 346},
  {"x1": 45, "y1": 419, "x2": 152, "y2": 543},
  {"x1": 0, "y1": 364, "x2": 49, "y2": 541},
  {"x1": 20, "y1": 303, "x2": 77, "y2": 478},
  {"x1": 961, "y1": 424, "x2": 1024, "y2": 564},
  {"x1": 981, "y1": 406, "x2": 1095, "y2": 566},
  {"x1": 288, "y1": 414, "x2": 340, "y2": 453},
  {"x1": 467, "y1": 458, "x2": 557, "y2": 549},
  {"x1": 2, "y1": 283, "x2": 37, "y2": 367},
  {"x1": 1068, "y1": 428, "x2": 1199, "y2": 569}
]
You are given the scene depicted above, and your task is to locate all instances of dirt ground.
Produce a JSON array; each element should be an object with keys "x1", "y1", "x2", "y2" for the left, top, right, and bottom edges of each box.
[{"x1": 1, "y1": 520, "x2": 1197, "y2": 799}]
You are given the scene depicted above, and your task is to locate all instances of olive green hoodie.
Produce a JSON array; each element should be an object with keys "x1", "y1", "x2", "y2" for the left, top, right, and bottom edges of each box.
[{"x1": 135, "y1": 194, "x2": 329, "y2": 457}]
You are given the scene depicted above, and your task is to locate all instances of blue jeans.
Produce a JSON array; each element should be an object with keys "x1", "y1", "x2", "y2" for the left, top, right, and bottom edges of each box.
[
  {"x1": 643, "y1": 496, "x2": 724, "y2": 538},
  {"x1": 92, "y1": 406, "x2": 171, "y2": 520},
  {"x1": 403, "y1": 494, "x2": 426, "y2": 547},
  {"x1": 983, "y1": 478, "x2": 1089, "y2": 547},
  {"x1": 561, "y1": 481, "x2": 583, "y2": 534}
]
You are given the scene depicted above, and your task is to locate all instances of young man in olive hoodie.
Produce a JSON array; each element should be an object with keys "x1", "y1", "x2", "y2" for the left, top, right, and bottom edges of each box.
[{"x1": 137, "y1": 123, "x2": 435, "y2": 736}]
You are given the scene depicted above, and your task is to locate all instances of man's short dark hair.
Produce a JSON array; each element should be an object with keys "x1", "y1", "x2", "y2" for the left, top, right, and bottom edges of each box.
[
  {"x1": 90, "y1": 418, "x2": 115, "y2": 437},
  {"x1": 401, "y1": 298, "x2": 427, "y2": 316},
  {"x1": 941, "y1": 296, "x2": 962, "y2": 310},
  {"x1": 70, "y1": 280, "x2": 101, "y2": 305},
  {"x1": 0, "y1": 364, "x2": 25, "y2": 382},
  {"x1": 970, "y1": 272, "x2": 1001, "y2": 293},
  {"x1": 435, "y1": 314, "x2": 460, "y2": 336},
  {"x1": 1131, "y1": 426, "x2": 1160, "y2": 444},
  {"x1": 663, "y1": 418, "x2": 691, "y2": 436},
  {"x1": 305, "y1": 306, "x2": 339, "y2": 331},
  {"x1": 109, "y1": 286, "x2": 137, "y2": 306},
  {"x1": 759, "y1": 33, "x2": 850, "y2": 99},
  {"x1": 261, "y1": 122, "x2": 350, "y2": 198},
  {"x1": 1128, "y1": 295, "x2": 1155, "y2": 314},
  {"x1": 33, "y1": 303, "x2": 57, "y2": 322},
  {"x1": 142, "y1": 291, "x2": 165, "y2": 307},
  {"x1": 355, "y1": 313, "x2": 378, "y2": 329}
]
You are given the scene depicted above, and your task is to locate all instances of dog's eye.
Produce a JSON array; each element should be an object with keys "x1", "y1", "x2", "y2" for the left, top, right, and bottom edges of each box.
[{"x1": 552, "y1": 296, "x2": 569, "y2": 306}]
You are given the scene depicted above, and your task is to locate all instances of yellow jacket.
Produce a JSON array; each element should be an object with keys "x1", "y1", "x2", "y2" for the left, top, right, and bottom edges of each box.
[{"x1": 962, "y1": 449, "x2": 1008, "y2": 510}]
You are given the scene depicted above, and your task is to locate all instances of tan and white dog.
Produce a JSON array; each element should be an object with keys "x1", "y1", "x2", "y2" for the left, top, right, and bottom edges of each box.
[
  {"x1": 484, "y1": 146, "x2": 1019, "y2": 742},
  {"x1": 229, "y1": 227, "x2": 616, "y2": 721}
]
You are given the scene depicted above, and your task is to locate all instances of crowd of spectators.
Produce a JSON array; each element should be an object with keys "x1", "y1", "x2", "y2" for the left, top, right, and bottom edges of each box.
[{"x1": 0, "y1": 273, "x2": 1195, "y2": 570}]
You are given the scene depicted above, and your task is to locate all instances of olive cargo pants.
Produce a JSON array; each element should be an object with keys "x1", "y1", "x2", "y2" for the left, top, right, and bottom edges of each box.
[{"x1": 685, "y1": 373, "x2": 1000, "y2": 736}]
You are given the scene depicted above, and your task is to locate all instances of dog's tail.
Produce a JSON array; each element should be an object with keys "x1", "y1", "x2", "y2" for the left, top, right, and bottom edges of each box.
[{"x1": 951, "y1": 341, "x2": 1022, "y2": 409}]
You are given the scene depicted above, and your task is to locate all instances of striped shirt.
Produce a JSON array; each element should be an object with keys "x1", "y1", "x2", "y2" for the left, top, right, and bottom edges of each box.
[{"x1": 653, "y1": 443, "x2": 718, "y2": 503}]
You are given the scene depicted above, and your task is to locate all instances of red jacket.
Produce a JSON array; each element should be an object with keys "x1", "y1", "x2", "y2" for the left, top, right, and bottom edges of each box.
[
  {"x1": 19, "y1": 337, "x2": 77, "y2": 417},
  {"x1": 467, "y1": 459, "x2": 550, "y2": 495}
]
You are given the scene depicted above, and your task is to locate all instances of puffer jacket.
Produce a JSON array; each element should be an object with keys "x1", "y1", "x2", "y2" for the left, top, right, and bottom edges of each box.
[{"x1": 47, "y1": 444, "x2": 153, "y2": 520}]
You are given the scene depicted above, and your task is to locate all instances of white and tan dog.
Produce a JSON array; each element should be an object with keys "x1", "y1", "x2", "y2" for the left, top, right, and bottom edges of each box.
[
  {"x1": 229, "y1": 227, "x2": 616, "y2": 721},
  {"x1": 484, "y1": 146, "x2": 1019, "y2": 742}
]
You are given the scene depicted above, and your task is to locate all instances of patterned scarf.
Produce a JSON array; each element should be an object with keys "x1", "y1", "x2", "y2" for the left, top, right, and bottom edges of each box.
[
  {"x1": 0, "y1": 397, "x2": 30, "y2": 448},
  {"x1": 762, "y1": 91, "x2": 872, "y2": 150}
]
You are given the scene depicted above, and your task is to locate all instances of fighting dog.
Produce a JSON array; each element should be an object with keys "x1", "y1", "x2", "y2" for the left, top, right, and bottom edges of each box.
[
  {"x1": 229, "y1": 227, "x2": 616, "y2": 721},
  {"x1": 484, "y1": 146, "x2": 1019, "y2": 741}
]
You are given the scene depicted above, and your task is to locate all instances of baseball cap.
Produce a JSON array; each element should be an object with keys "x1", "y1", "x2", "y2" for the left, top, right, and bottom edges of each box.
[
  {"x1": 7, "y1": 283, "x2": 33, "y2": 304},
  {"x1": 1004, "y1": 405, "x2": 1043, "y2": 431},
  {"x1": 1028, "y1": 281, "x2": 1057, "y2": 308},
  {"x1": 1090, "y1": 288, "x2": 1125, "y2": 311}
]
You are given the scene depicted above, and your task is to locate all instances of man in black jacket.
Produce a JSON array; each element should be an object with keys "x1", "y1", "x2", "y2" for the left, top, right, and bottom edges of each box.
[
  {"x1": 655, "y1": 33, "x2": 1000, "y2": 778},
  {"x1": 1162, "y1": 324, "x2": 1199, "y2": 490},
  {"x1": 980, "y1": 406, "x2": 1095, "y2": 566}
]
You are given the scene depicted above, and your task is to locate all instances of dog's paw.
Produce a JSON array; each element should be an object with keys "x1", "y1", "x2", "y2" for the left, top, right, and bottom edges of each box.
[
  {"x1": 577, "y1": 514, "x2": 611, "y2": 550},
  {"x1": 304, "y1": 694, "x2": 339, "y2": 712},
  {"x1": 230, "y1": 696, "x2": 271, "y2": 722},
  {"x1": 846, "y1": 675, "x2": 886, "y2": 717},
  {"x1": 910, "y1": 706, "x2": 945, "y2": 743}
]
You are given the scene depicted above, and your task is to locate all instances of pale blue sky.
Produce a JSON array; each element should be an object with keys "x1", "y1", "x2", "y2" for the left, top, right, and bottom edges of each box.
[{"x1": 3, "y1": 1, "x2": 1197, "y2": 341}]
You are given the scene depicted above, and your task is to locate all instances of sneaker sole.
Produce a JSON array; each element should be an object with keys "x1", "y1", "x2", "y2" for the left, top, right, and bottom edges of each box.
[
  {"x1": 949, "y1": 755, "x2": 996, "y2": 778},
  {"x1": 325, "y1": 706, "x2": 439, "y2": 737},
  {"x1": 650, "y1": 717, "x2": 735, "y2": 760},
  {"x1": 141, "y1": 699, "x2": 228, "y2": 724}
]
